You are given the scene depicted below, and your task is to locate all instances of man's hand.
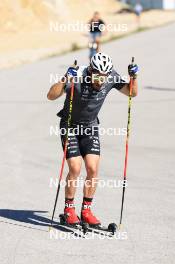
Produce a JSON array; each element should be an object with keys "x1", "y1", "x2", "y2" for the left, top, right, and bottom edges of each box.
[
  {"x1": 47, "y1": 63, "x2": 79, "y2": 100},
  {"x1": 120, "y1": 61, "x2": 139, "y2": 97},
  {"x1": 128, "y1": 64, "x2": 139, "y2": 79},
  {"x1": 66, "y1": 67, "x2": 78, "y2": 78}
]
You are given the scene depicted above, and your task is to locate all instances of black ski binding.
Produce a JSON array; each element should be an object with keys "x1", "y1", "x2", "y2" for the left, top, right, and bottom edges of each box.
[
  {"x1": 59, "y1": 214, "x2": 89, "y2": 234},
  {"x1": 88, "y1": 222, "x2": 118, "y2": 235},
  {"x1": 59, "y1": 214, "x2": 117, "y2": 236}
]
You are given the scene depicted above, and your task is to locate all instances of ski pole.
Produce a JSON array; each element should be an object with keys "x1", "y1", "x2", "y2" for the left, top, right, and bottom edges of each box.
[
  {"x1": 49, "y1": 60, "x2": 77, "y2": 229},
  {"x1": 119, "y1": 57, "x2": 135, "y2": 229}
]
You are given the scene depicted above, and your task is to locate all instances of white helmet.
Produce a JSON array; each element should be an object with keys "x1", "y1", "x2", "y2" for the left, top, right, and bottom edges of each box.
[{"x1": 91, "y1": 52, "x2": 113, "y2": 74}]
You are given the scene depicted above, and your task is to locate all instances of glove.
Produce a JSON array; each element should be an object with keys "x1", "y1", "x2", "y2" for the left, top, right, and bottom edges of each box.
[
  {"x1": 66, "y1": 67, "x2": 78, "y2": 78},
  {"x1": 128, "y1": 64, "x2": 139, "y2": 78}
]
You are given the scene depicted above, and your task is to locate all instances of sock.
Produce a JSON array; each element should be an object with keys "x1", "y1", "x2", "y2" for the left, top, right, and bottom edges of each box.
[
  {"x1": 82, "y1": 197, "x2": 93, "y2": 210},
  {"x1": 65, "y1": 198, "x2": 74, "y2": 209}
]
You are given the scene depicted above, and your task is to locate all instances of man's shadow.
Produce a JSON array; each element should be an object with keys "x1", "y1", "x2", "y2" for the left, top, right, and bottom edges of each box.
[
  {"x1": 0, "y1": 209, "x2": 52, "y2": 227},
  {"x1": 0, "y1": 209, "x2": 80, "y2": 235}
]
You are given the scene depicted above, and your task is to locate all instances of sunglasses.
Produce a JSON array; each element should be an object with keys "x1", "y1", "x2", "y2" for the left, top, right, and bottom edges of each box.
[{"x1": 91, "y1": 68, "x2": 110, "y2": 76}]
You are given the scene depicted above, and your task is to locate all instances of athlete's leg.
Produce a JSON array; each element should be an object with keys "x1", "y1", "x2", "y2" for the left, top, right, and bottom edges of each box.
[
  {"x1": 65, "y1": 156, "x2": 82, "y2": 199},
  {"x1": 60, "y1": 122, "x2": 82, "y2": 199},
  {"x1": 79, "y1": 126, "x2": 100, "y2": 197},
  {"x1": 63, "y1": 156, "x2": 82, "y2": 224},
  {"x1": 81, "y1": 154, "x2": 101, "y2": 225},
  {"x1": 78, "y1": 126, "x2": 101, "y2": 224},
  {"x1": 60, "y1": 121, "x2": 82, "y2": 224},
  {"x1": 83, "y1": 154, "x2": 100, "y2": 198}
]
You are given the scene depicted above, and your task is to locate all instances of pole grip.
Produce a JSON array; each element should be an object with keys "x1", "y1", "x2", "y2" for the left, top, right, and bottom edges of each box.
[
  {"x1": 129, "y1": 57, "x2": 135, "y2": 95},
  {"x1": 73, "y1": 60, "x2": 77, "y2": 68},
  {"x1": 131, "y1": 57, "x2": 135, "y2": 65}
]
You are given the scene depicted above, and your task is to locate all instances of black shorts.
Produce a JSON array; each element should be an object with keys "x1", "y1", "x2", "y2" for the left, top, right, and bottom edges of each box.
[{"x1": 60, "y1": 121, "x2": 100, "y2": 159}]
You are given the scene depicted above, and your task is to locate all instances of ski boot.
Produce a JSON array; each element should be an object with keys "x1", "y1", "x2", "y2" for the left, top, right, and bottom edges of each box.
[
  {"x1": 81, "y1": 202, "x2": 101, "y2": 227},
  {"x1": 60, "y1": 204, "x2": 80, "y2": 226}
]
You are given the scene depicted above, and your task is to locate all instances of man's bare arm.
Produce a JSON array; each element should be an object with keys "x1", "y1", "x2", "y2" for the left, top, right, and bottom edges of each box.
[
  {"x1": 47, "y1": 77, "x2": 66, "y2": 100},
  {"x1": 119, "y1": 78, "x2": 138, "y2": 97}
]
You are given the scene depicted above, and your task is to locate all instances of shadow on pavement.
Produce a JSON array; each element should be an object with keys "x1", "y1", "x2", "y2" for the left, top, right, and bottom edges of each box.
[
  {"x1": 0, "y1": 209, "x2": 52, "y2": 226},
  {"x1": 0, "y1": 209, "x2": 85, "y2": 237}
]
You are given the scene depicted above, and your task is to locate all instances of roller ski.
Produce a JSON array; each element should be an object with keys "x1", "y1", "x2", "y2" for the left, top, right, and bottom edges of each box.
[
  {"x1": 81, "y1": 202, "x2": 118, "y2": 235},
  {"x1": 58, "y1": 204, "x2": 89, "y2": 234}
]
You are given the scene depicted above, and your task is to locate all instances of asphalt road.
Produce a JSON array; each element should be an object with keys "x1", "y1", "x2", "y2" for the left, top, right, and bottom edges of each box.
[{"x1": 0, "y1": 23, "x2": 175, "y2": 264}]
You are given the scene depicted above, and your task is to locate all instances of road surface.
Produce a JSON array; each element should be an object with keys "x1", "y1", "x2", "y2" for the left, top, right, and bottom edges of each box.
[{"x1": 0, "y1": 23, "x2": 175, "y2": 264}]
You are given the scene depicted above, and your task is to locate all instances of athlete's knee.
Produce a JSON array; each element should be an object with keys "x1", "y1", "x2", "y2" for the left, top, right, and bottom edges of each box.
[
  {"x1": 69, "y1": 164, "x2": 81, "y2": 177},
  {"x1": 86, "y1": 164, "x2": 98, "y2": 177}
]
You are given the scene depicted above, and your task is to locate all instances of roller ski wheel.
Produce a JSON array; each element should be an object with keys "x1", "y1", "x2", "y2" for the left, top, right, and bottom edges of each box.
[
  {"x1": 86, "y1": 222, "x2": 118, "y2": 236},
  {"x1": 107, "y1": 223, "x2": 118, "y2": 235},
  {"x1": 81, "y1": 222, "x2": 89, "y2": 234}
]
